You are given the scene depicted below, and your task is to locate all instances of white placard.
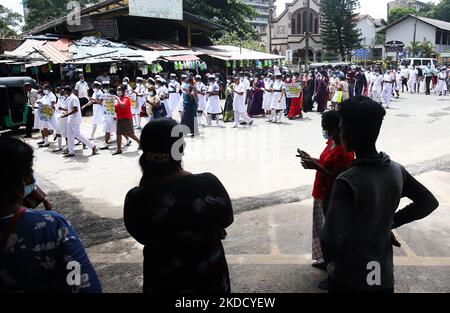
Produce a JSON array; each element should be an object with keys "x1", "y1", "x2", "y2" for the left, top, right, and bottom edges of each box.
[{"x1": 129, "y1": 0, "x2": 183, "y2": 21}]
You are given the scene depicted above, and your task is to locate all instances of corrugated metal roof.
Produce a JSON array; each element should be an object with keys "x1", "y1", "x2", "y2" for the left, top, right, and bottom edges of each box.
[
  {"x1": 164, "y1": 55, "x2": 200, "y2": 62},
  {"x1": 193, "y1": 46, "x2": 285, "y2": 61}
]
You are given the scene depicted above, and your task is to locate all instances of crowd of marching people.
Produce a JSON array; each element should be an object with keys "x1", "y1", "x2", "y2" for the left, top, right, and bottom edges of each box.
[
  {"x1": 22, "y1": 61, "x2": 450, "y2": 158},
  {"x1": 2, "y1": 60, "x2": 445, "y2": 294}
]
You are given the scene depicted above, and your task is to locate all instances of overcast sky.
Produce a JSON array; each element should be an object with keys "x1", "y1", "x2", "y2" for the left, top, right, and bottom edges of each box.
[{"x1": 0, "y1": 0, "x2": 442, "y2": 21}]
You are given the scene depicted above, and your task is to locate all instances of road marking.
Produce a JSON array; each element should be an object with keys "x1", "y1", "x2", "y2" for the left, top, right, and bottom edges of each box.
[
  {"x1": 88, "y1": 252, "x2": 450, "y2": 267},
  {"x1": 268, "y1": 212, "x2": 281, "y2": 256},
  {"x1": 393, "y1": 230, "x2": 418, "y2": 258}
]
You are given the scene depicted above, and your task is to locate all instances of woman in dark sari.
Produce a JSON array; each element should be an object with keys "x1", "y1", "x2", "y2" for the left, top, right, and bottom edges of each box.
[
  {"x1": 248, "y1": 75, "x2": 265, "y2": 117},
  {"x1": 303, "y1": 73, "x2": 315, "y2": 113},
  {"x1": 223, "y1": 80, "x2": 235, "y2": 123},
  {"x1": 315, "y1": 73, "x2": 328, "y2": 113},
  {"x1": 181, "y1": 77, "x2": 198, "y2": 137},
  {"x1": 124, "y1": 119, "x2": 234, "y2": 294}
]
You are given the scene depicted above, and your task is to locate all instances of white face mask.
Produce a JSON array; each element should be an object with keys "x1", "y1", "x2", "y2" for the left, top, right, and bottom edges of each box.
[
  {"x1": 149, "y1": 91, "x2": 155, "y2": 96},
  {"x1": 322, "y1": 130, "x2": 332, "y2": 140},
  {"x1": 93, "y1": 88, "x2": 99, "y2": 92},
  {"x1": 43, "y1": 90, "x2": 49, "y2": 95},
  {"x1": 123, "y1": 82, "x2": 128, "y2": 85},
  {"x1": 117, "y1": 91, "x2": 123, "y2": 97}
]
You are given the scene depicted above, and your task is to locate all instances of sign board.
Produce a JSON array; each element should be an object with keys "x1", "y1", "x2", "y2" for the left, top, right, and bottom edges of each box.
[
  {"x1": 129, "y1": 0, "x2": 183, "y2": 21},
  {"x1": 285, "y1": 82, "x2": 302, "y2": 98},
  {"x1": 385, "y1": 40, "x2": 404, "y2": 52},
  {"x1": 354, "y1": 49, "x2": 369, "y2": 59}
]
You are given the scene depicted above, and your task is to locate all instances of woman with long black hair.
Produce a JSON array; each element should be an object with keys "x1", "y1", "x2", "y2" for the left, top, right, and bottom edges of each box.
[{"x1": 124, "y1": 119, "x2": 234, "y2": 293}]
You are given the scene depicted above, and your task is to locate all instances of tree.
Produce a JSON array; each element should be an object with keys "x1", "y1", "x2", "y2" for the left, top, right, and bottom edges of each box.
[
  {"x1": 25, "y1": 0, "x2": 100, "y2": 31},
  {"x1": 406, "y1": 41, "x2": 421, "y2": 57},
  {"x1": 418, "y1": 40, "x2": 436, "y2": 58},
  {"x1": 0, "y1": 5, "x2": 22, "y2": 37},
  {"x1": 320, "y1": 0, "x2": 362, "y2": 61},
  {"x1": 427, "y1": 0, "x2": 450, "y2": 22},
  {"x1": 183, "y1": 0, "x2": 258, "y2": 41},
  {"x1": 388, "y1": 7, "x2": 418, "y2": 24},
  {"x1": 212, "y1": 31, "x2": 264, "y2": 51}
]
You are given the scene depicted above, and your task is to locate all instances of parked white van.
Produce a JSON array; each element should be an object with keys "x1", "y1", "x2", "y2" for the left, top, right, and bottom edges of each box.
[{"x1": 400, "y1": 58, "x2": 440, "y2": 70}]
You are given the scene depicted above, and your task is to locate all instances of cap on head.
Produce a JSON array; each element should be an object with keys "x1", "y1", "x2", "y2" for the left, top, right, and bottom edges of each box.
[
  {"x1": 170, "y1": 73, "x2": 177, "y2": 78},
  {"x1": 123, "y1": 77, "x2": 130, "y2": 82},
  {"x1": 195, "y1": 75, "x2": 201, "y2": 80}
]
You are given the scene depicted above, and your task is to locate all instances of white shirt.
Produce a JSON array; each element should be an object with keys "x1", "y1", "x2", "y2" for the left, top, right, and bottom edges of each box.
[
  {"x1": 233, "y1": 83, "x2": 246, "y2": 112},
  {"x1": 135, "y1": 84, "x2": 147, "y2": 106},
  {"x1": 383, "y1": 73, "x2": 394, "y2": 89},
  {"x1": 242, "y1": 78, "x2": 250, "y2": 91},
  {"x1": 75, "y1": 81, "x2": 89, "y2": 99},
  {"x1": 67, "y1": 94, "x2": 82, "y2": 125},
  {"x1": 168, "y1": 80, "x2": 181, "y2": 93},
  {"x1": 371, "y1": 74, "x2": 383, "y2": 92},
  {"x1": 92, "y1": 89, "x2": 104, "y2": 102}
]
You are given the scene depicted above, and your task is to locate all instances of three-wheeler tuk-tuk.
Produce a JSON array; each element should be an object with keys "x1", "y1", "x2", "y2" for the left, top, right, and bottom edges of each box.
[{"x1": 0, "y1": 77, "x2": 36, "y2": 131}]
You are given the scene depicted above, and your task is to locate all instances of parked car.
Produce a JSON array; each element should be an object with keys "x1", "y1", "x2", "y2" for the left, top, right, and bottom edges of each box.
[{"x1": 400, "y1": 58, "x2": 440, "y2": 71}]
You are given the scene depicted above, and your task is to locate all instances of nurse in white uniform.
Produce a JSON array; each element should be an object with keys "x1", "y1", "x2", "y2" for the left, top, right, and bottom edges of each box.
[
  {"x1": 167, "y1": 74, "x2": 181, "y2": 118},
  {"x1": 206, "y1": 75, "x2": 222, "y2": 126},
  {"x1": 232, "y1": 76, "x2": 253, "y2": 128},
  {"x1": 38, "y1": 84, "x2": 58, "y2": 147},
  {"x1": 99, "y1": 87, "x2": 117, "y2": 150},
  {"x1": 195, "y1": 75, "x2": 207, "y2": 126},
  {"x1": 82, "y1": 81, "x2": 104, "y2": 139},
  {"x1": 53, "y1": 87, "x2": 68, "y2": 152},
  {"x1": 263, "y1": 73, "x2": 274, "y2": 121},
  {"x1": 132, "y1": 77, "x2": 146, "y2": 129},
  {"x1": 436, "y1": 67, "x2": 448, "y2": 98},
  {"x1": 370, "y1": 71, "x2": 383, "y2": 104},
  {"x1": 382, "y1": 70, "x2": 394, "y2": 109},
  {"x1": 270, "y1": 74, "x2": 287, "y2": 123}
]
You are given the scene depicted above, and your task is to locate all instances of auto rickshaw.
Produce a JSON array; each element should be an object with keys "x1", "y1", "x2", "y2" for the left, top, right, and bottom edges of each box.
[{"x1": 0, "y1": 77, "x2": 36, "y2": 131}]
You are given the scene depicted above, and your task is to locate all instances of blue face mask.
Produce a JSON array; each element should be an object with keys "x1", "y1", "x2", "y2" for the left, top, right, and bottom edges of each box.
[
  {"x1": 322, "y1": 130, "x2": 332, "y2": 140},
  {"x1": 24, "y1": 180, "x2": 36, "y2": 197}
]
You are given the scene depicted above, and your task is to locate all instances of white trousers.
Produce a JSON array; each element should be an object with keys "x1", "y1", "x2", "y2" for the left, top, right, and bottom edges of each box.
[
  {"x1": 371, "y1": 90, "x2": 381, "y2": 103},
  {"x1": 233, "y1": 111, "x2": 252, "y2": 127},
  {"x1": 67, "y1": 123, "x2": 94, "y2": 154},
  {"x1": 382, "y1": 87, "x2": 392, "y2": 107}
]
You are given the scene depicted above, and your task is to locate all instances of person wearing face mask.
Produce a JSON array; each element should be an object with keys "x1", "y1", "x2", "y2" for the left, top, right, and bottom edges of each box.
[
  {"x1": 436, "y1": 67, "x2": 448, "y2": 99},
  {"x1": 123, "y1": 77, "x2": 137, "y2": 109},
  {"x1": 206, "y1": 75, "x2": 222, "y2": 126},
  {"x1": 60, "y1": 86, "x2": 98, "y2": 158},
  {"x1": 423, "y1": 63, "x2": 435, "y2": 95},
  {"x1": 113, "y1": 85, "x2": 141, "y2": 155},
  {"x1": 195, "y1": 75, "x2": 208, "y2": 126},
  {"x1": 381, "y1": 69, "x2": 394, "y2": 109},
  {"x1": 297, "y1": 111, "x2": 355, "y2": 283},
  {"x1": 38, "y1": 84, "x2": 58, "y2": 148},
  {"x1": 315, "y1": 72, "x2": 328, "y2": 113},
  {"x1": 407, "y1": 65, "x2": 418, "y2": 94},
  {"x1": 167, "y1": 74, "x2": 181, "y2": 119},
  {"x1": 263, "y1": 73, "x2": 274, "y2": 121},
  {"x1": 74, "y1": 74, "x2": 90, "y2": 116},
  {"x1": 155, "y1": 78, "x2": 169, "y2": 118},
  {"x1": 131, "y1": 77, "x2": 146, "y2": 129},
  {"x1": 269, "y1": 74, "x2": 287, "y2": 123},
  {"x1": 0, "y1": 137, "x2": 102, "y2": 293},
  {"x1": 81, "y1": 81, "x2": 104, "y2": 140},
  {"x1": 370, "y1": 71, "x2": 383, "y2": 104},
  {"x1": 395, "y1": 70, "x2": 403, "y2": 98},
  {"x1": 53, "y1": 87, "x2": 69, "y2": 153},
  {"x1": 145, "y1": 85, "x2": 161, "y2": 119}
]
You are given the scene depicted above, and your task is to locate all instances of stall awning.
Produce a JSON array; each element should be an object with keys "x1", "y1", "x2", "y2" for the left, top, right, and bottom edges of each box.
[
  {"x1": 164, "y1": 55, "x2": 199, "y2": 62},
  {"x1": 193, "y1": 45, "x2": 284, "y2": 61}
]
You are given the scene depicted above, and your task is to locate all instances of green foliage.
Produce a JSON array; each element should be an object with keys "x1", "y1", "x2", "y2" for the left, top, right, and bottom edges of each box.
[
  {"x1": 24, "y1": 0, "x2": 100, "y2": 31},
  {"x1": 375, "y1": 33, "x2": 386, "y2": 46},
  {"x1": 184, "y1": 0, "x2": 258, "y2": 40},
  {"x1": 388, "y1": 7, "x2": 418, "y2": 24},
  {"x1": 427, "y1": 0, "x2": 450, "y2": 22},
  {"x1": 212, "y1": 31, "x2": 264, "y2": 51},
  {"x1": 406, "y1": 40, "x2": 436, "y2": 58},
  {"x1": 320, "y1": 0, "x2": 362, "y2": 60},
  {"x1": 0, "y1": 4, "x2": 22, "y2": 37}
]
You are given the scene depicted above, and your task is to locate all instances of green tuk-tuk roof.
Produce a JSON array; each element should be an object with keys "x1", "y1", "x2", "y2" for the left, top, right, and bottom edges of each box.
[{"x1": 0, "y1": 77, "x2": 36, "y2": 88}]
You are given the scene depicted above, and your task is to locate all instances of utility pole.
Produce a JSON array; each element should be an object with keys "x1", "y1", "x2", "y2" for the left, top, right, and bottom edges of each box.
[
  {"x1": 268, "y1": 0, "x2": 273, "y2": 54},
  {"x1": 304, "y1": 0, "x2": 311, "y2": 72},
  {"x1": 412, "y1": 14, "x2": 418, "y2": 57}
]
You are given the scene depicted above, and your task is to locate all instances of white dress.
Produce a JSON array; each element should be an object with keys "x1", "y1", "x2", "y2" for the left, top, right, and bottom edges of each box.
[
  {"x1": 168, "y1": 80, "x2": 181, "y2": 113},
  {"x1": 39, "y1": 92, "x2": 58, "y2": 130},
  {"x1": 270, "y1": 80, "x2": 286, "y2": 110},
  {"x1": 92, "y1": 89, "x2": 105, "y2": 125},
  {"x1": 436, "y1": 72, "x2": 448, "y2": 93},
  {"x1": 196, "y1": 82, "x2": 207, "y2": 111},
  {"x1": 33, "y1": 96, "x2": 42, "y2": 130},
  {"x1": 262, "y1": 80, "x2": 273, "y2": 111},
  {"x1": 233, "y1": 83, "x2": 246, "y2": 113},
  {"x1": 206, "y1": 83, "x2": 222, "y2": 114},
  {"x1": 133, "y1": 84, "x2": 146, "y2": 115}
]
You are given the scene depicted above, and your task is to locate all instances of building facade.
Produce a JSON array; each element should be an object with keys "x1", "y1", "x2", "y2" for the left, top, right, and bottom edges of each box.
[
  {"x1": 380, "y1": 15, "x2": 450, "y2": 57},
  {"x1": 355, "y1": 15, "x2": 386, "y2": 60},
  {"x1": 270, "y1": 0, "x2": 323, "y2": 64},
  {"x1": 243, "y1": 0, "x2": 275, "y2": 34}
]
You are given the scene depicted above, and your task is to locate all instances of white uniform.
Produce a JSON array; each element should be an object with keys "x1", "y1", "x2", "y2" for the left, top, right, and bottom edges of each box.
[
  {"x1": 133, "y1": 84, "x2": 146, "y2": 115},
  {"x1": 436, "y1": 71, "x2": 448, "y2": 95},
  {"x1": 233, "y1": 82, "x2": 252, "y2": 127},
  {"x1": 157, "y1": 85, "x2": 169, "y2": 117},
  {"x1": 270, "y1": 80, "x2": 287, "y2": 110},
  {"x1": 408, "y1": 68, "x2": 418, "y2": 93},
  {"x1": 39, "y1": 92, "x2": 58, "y2": 130},
  {"x1": 102, "y1": 93, "x2": 117, "y2": 134},
  {"x1": 395, "y1": 73, "x2": 403, "y2": 91},
  {"x1": 55, "y1": 95, "x2": 68, "y2": 137},
  {"x1": 74, "y1": 80, "x2": 89, "y2": 100},
  {"x1": 263, "y1": 79, "x2": 274, "y2": 111},
  {"x1": 371, "y1": 74, "x2": 383, "y2": 103},
  {"x1": 66, "y1": 94, "x2": 94, "y2": 155},
  {"x1": 242, "y1": 77, "x2": 250, "y2": 104},
  {"x1": 206, "y1": 82, "x2": 222, "y2": 114},
  {"x1": 91, "y1": 89, "x2": 105, "y2": 125},
  {"x1": 33, "y1": 95, "x2": 42, "y2": 130},
  {"x1": 381, "y1": 73, "x2": 394, "y2": 108},
  {"x1": 196, "y1": 82, "x2": 207, "y2": 111},
  {"x1": 168, "y1": 80, "x2": 181, "y2": 115}
]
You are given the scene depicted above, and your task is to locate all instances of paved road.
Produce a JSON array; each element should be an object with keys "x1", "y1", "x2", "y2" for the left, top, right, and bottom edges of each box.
[{"x1": 7, "y1": 92, "x2": 450, "y2": 293}]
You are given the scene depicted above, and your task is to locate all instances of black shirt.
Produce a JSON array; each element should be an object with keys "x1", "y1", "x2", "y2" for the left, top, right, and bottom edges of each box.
[{"x1": 124, "y1": 173, "x2": 234, "y2": 293}]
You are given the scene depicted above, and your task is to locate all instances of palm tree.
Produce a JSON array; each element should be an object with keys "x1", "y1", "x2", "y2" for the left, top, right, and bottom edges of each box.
[
  {"x1": 406, "y1": 41, "x2": 421, "y2": 57},
  {"x1": 418, "y1": 40, "x2": 437, "y2": 58}
]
